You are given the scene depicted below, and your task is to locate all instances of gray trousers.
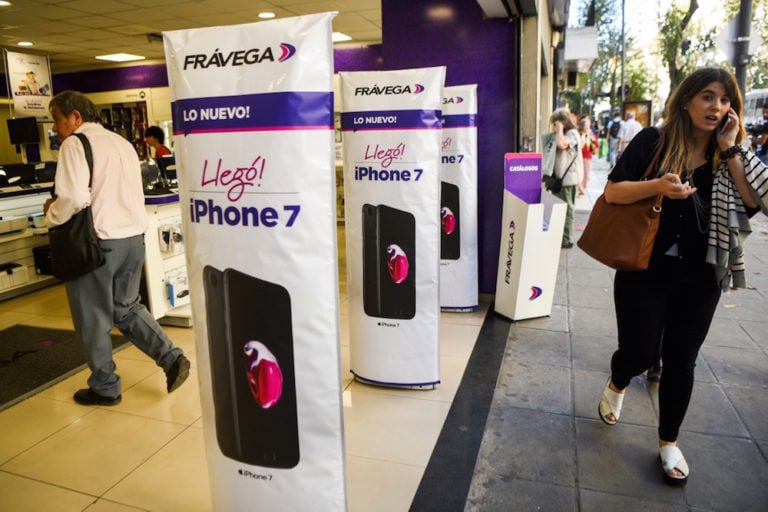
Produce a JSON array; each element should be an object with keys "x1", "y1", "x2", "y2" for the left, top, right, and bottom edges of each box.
[{"x1": 65, "y1": 234, "x2": 182, "y2": 398}]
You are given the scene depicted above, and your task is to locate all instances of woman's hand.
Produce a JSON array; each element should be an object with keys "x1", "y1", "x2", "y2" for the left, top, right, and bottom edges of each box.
[{"x1": 658, "y1": 173, "x2": 696, "y2": 200}]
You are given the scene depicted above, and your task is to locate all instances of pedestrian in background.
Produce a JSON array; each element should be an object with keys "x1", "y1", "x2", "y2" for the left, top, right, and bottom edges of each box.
[
  {"x1": 607, "y1": 108, "x2": 622, "y2": 167},
  {"x1": 597, "y1": 68, "x2": 766, "y2": 485},
  {"x1": 617, "y1": 110, "x2": 644, "y2": 157},
  {"x1": 44, "y1": 91, "x2": 191, "y2": 406},
  {"x1": 549, "y1": 107, "x2": 583, "y2": 248},
  {"x1": 578, "y1": 115, "x2": 598, "y2": 196}
]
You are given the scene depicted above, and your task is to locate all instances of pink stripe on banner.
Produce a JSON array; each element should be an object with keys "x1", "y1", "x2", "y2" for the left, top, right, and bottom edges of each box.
[
  {"x1": 174, "y1": 125, "x2": 333, "y2": 136},
  {"x1": 340, "y1": 126, "x2": 442, "y2": 132}
]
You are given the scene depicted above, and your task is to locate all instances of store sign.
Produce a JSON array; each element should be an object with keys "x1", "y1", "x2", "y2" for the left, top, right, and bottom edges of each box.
[
  {"x1": 4, "y1": 50, "x2": 53, "y2": 120},
  {"x1": 440, "y1": 84, "x2": 478, "y2": 311},
  {"x1": 163, "y1": 13, "x2": 346, "y2": 511},
  {"x1": 340, "y1": 67, "x2": 444, "y2": 387}
]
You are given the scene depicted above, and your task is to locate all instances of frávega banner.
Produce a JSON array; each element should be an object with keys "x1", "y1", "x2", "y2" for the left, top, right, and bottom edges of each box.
[
  {"x1": 163, "y1": 13, "x2": 346, "y2": 511},
  {"x1": 440, "y1": 84, "x2": 478, "y2": 311},
  {"x1": 340, "y1": 67, "x2": 445, "y2": 387}
]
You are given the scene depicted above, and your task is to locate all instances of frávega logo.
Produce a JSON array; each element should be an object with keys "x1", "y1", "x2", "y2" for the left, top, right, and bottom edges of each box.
[
  {"x1": 354, "y1": 83, "x2": 424, "y2": 96},
  {"x1": 503, "y1": 221, "x2": 516, "y2": 284},
  {"x1": 183, "y1": 43, "x2": 296, "y2": 69},
  {"x1": 529, "y1": 286, "x2": 543, "y2": 300},
  {"x1": 443, "y1": 96, "x2": 463, "y2": 104}
]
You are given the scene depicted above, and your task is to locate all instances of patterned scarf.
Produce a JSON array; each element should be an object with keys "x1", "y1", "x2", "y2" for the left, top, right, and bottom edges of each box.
[{"x1": 706, "y1": 150, "x2": 768, "y2": 289}]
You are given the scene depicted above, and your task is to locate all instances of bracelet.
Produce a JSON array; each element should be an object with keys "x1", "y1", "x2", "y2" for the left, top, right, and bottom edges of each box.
[{"x1": 719, "y1": 145, "x2": 742, "y2": 160}]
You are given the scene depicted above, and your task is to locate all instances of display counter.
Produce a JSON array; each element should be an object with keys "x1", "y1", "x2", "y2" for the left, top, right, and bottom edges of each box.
[
  {"x1": 0, "y1": 185, "x2": 191, "y2": 328},
  {"x1": 0, "y1": 183, "x2": 56, "y2": 301},
  {"x1": 143, "y1": 192, "x2": 192, "y2": 326}
]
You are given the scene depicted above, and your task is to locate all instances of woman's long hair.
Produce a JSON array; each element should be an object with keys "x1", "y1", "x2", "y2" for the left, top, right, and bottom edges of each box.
[{"x1": 660, "y1": 67, "x2": 745, "y2": 176}]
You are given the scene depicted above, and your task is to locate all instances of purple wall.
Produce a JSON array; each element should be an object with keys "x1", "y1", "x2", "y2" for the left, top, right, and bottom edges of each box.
[
  {"x1": 53, "y1": 65, "x2": 169, "y2": 93},
  {"x1": 45, "y1": 4, "x2": 517, "y2": 294},
  {"x1": 334, "y1": 45, "x2": 383, "y2": 73},
  {"x1": 381, "y1": 0, "x2": 517, "y2": 294}
]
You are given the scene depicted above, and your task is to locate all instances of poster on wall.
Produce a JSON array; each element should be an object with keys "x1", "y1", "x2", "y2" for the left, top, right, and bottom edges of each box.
[
  {"x1": 163, "y1": 13, "x2": 346, "y2": 511},
  {"x1": 340, "y1": 66, "x2": 445, "y2": 387},
  {"x1": 4, "y1": 50, "x2": 53, "y2": 120},
  {"x1": 440, "y1": 84, "x2": 478, "y2": 311}
]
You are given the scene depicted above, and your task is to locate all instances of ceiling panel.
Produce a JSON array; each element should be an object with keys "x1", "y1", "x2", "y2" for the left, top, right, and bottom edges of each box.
[{"x1": 1, "y1": 0, "x2": 382, "y2": 73}]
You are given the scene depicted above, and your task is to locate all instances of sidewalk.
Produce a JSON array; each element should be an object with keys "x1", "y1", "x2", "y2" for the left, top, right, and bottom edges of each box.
[{"x1": 464, "y1": 156, "x2": 768, "y2": 511}]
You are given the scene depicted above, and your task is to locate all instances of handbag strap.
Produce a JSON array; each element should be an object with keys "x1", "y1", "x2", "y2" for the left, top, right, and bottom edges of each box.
[
  {"x1": 641, "y1": 129, "x2": 665, "y2": 210},
  {"x1": 640, "y1": 129, "x2": 665, "y2": 180},
  {"x1": 71, "y1": 132, "x2": 94, "y2": 187},
  {"x1": 563, "y1": 152, "x2": 578, "y2": 175}
]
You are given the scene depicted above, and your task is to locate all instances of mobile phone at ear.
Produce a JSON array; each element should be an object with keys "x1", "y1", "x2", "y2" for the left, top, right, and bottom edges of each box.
[{"x1": 719, "y1": 116, "x2": 729, "y2": 134}]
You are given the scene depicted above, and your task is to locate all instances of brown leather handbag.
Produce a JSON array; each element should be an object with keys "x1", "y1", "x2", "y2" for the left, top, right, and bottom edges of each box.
[{"x1": 576, "y1": 132, "x2": 665, "y2": 271}]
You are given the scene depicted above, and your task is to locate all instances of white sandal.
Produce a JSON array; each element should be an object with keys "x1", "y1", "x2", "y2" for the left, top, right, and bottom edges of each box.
[
  {"x1": 659, "y1": 445, "x2": 689, "y2": 485},
  {"x1": 598, "y1": 379, "x2": 624, "y2": 425}
]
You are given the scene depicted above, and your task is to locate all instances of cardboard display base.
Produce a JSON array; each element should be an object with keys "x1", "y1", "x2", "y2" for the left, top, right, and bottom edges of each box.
[{"x1": 494, "y1": 191, "x2": 566, "y2": 321}]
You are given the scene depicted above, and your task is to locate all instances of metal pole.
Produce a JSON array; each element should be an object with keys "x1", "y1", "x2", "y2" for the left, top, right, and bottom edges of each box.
[
  {"x1": 734, "y1": 0, "x2": 753, "y2": 93},
  {"x1": 620, "y1": 0, "x2": 626, "y2": 105}
]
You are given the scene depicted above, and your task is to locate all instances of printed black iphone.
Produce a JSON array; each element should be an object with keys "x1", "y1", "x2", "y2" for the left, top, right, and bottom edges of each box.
[
  {"x1": 203, "y1": 266, "x2": 299, "y2": 468},
  {"x1": 362, "y1": 203, "x2": 416, "y2": 320},
  {"x1": 203, "y1": 266, "x2": 238, "y2": 460},
  {"x1": 440, "y1": 181, "x2": 461, "y2": 260}
]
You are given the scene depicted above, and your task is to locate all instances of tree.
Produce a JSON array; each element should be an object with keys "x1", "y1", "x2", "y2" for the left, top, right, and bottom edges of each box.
[
  {"x1": 573, "y1": 0, "x2": 653, "y2": 113},
  {"x1": 657, "y1": 0, "x2": 699, "y2": 94},
  {"x1": 737, "y1": 0, "x2": 768, "y2": 90}
]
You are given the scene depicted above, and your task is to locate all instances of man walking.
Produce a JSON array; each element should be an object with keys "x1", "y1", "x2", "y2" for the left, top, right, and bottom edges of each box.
[
  {"x1": 617, "y1": 111, "x2": 643, "y2": 160},
  {"x1": 44, "y1": 90, "x2": 191, "y2": 406}
]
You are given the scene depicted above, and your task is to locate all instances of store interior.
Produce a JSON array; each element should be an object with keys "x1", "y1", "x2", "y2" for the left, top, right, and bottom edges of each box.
[{"x1": 0, "y1": 0, "x2": 539, "y2": 509}]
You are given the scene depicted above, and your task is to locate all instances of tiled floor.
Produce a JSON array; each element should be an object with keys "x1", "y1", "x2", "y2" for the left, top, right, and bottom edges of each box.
[{"x1": 0, "y1": 260, "x2": 488, "y2": 511}]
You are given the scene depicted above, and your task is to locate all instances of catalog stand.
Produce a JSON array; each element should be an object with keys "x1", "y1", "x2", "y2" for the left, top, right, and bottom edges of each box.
[{"x1": 494, "y1": 153, "x2": 566, "y2": 321}]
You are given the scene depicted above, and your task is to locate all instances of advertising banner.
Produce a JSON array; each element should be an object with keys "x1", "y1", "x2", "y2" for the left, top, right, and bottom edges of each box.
[
  {"x1": 440, "y1": 84, "x2": 478, "y2": 311},
  {"x1": 163, "y1": 13, "x2": 346, "y2": 510},
  {"x1": 4, "y1": 50, "x2": 53, "y2": 119},
  {"x1": 340, "y1": 67, "x2": 445, "y2": 387},
  {"x1": 494, "y1": 153, "x2": 566, "y2": 320}
]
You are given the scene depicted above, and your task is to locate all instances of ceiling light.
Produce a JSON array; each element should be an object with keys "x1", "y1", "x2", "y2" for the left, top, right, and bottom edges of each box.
[
  {"x1": 332, "y1": 32, "x2": 352, "y2": 43},
  {"x1": 96, "y1": 53, "x2": 146, "y2": 63},
  {"x1": 0, "y1": 1, "x2": 12, "y2": 6},
  {"x1": 17, "y1": 41, "x2": 33, "y2": 47},
  {"x1": 258, "y1": 12, "x2": 275, "y2": 19},
  {"x1": 427, "y1": 6, "x2": 455, "y2": 22}
]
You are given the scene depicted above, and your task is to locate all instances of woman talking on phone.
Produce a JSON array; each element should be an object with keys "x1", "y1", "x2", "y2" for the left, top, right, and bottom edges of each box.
[{"x1": 596, "y1": 68, "x2": 767, "y2": 484}]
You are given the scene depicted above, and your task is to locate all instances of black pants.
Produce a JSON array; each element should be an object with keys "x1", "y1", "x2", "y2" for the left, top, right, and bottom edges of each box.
[{"x1": 611, "y1": 256, "x2": 721, "y2": 442}]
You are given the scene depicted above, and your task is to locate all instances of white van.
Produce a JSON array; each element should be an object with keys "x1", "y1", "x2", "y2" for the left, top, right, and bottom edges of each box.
[{"x1": 744, "y1": 89, "x2": 768, "y2": 128}]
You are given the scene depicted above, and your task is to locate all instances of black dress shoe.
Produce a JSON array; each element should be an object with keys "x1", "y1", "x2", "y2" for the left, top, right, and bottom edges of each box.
[
  {"x1": 73, "y1": 388, "x2": 121, "y2": 406},
  {"x1": 166, "y1": 354, "x2": 191, "y2": 393}
]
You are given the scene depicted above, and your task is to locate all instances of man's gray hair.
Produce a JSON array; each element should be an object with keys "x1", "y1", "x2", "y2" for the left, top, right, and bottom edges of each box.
[{"x1": 49, "y1": 91, "x2": 101, "y2": 123}]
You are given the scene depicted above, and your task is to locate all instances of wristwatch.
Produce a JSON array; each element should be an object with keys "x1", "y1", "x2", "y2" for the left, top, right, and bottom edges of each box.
[{"x1": 719, "y1": 145, "x2": 742, "y2": 160}]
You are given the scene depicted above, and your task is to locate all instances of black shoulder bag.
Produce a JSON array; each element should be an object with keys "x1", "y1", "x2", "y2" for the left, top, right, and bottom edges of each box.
[
  {"x1": 48, "y1": 133, "x2": 106, "y2": 281},
  {"x1": 543, "y1": 150, "x2": 578, "y2": 194}
]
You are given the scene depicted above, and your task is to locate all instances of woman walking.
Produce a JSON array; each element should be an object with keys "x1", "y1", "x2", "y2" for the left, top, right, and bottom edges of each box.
[{"x1": 596, "y1": 68, "x2": 767, "y2": 484}]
